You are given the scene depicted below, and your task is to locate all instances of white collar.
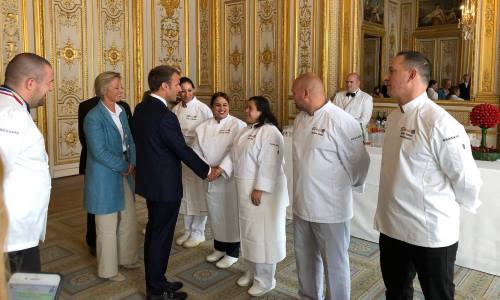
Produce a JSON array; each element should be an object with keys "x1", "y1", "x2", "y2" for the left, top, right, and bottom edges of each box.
[
  {"x1": 399, "y1": 92, "x2": 427, "y2": 114},
  {"x1": 151, "y1": 93, "x2": 168, "y2": 108}
]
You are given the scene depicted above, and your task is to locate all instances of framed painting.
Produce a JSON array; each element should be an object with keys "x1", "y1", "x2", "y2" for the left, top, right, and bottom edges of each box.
[
  {"x1": 418, "y1": 0, "x2": 461, "y2": 27},
  {"x1": 364, "y1": 0, "x2": 384, "y2": 25}
]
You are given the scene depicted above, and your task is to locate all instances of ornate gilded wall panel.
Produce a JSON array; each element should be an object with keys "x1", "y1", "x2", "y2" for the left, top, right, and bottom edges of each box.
[
  {"x1": 387, "y1": 1, "x2": 399, "y2": 67},
  {"x1": 416, "y1": 39, "x2": 436, "y2": 77},
  {"x1": 400, "y1": 2, "x2": 413, "y2": 51},
  {"x1": 439, "y1": 38, "x2": 459, "y2": 84},
  {"x1": 47, "y1": 0, "x2": 87, "y2": 165},
  {"x1": 362, "y1": 37, "x2": 380, "y2": 94},
  {"x1": 152, "y1": 0, "x2": 188, "y2": 73},
  {"x1": 254, "y1": 0, "x2": 281, "y2": 109},
  {"x1": 196, "y1": 0, "x2": 214, "y2": 95},
  {"x1": 295, "y1": 0, "x2": 314, "y2": 75},
  {"x1": 0, "y1": 0, "x2": 27, "y2": 83},
  {"x1": 98, "y1": 0, "x2": 130, "y2": 99},
  {"x1": 326, "y1": 0, "x2": 339, "y2": 97},
  {"x1": 222, "y1": 1, "x2": 246, "y2": 116}
]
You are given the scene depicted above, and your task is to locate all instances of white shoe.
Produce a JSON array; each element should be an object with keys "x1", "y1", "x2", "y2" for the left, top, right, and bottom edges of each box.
[
  {"x1": 247, "y1": 280, "x2": 276, "y2": 297},
  {"x1": 107, "y1": 272, "x2": 126, "y2": 282},
  {"x1": 236, "y1": 270, "x2": 252, "y2": 287},
  {"x1": 183, "y1": 235, "x2": 205, "y2": 248},
  {"x1": 206, "y1": 250, "x2": 225, "y2": 262},
  {"x1": 175, "y1": 232, "x2": 190, "y2": 246},
  {"x1": 215, "y1": 255, "x2": 238, "y2": 269}
]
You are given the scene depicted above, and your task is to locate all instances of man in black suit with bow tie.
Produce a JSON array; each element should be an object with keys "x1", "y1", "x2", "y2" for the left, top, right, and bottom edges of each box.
[{"x1": 132, "y1": 65, "x2": 213, "y2": 300}]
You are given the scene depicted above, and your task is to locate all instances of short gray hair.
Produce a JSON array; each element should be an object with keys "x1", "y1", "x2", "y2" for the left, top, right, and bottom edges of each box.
[
  {"x1": 396, "y1": 51, "x2": 432, "y2": 85},
  {"x1": 94, "y1": 71, "x2": 121, "y2": 97}
]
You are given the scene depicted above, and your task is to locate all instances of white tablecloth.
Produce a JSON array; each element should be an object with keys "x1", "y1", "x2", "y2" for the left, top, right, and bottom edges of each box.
[{"x1": 284, "y1": 137, "x2": 500, "y2": 276}]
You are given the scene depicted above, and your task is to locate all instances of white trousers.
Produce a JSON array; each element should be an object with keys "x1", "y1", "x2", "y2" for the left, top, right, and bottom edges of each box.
[
  {"x1": 183, "y1": 215, "x2": 207, "y2": 236},
  {"x1": 95, "y1": 178, "x2": 138, "y2": 278},
  {"x1": 293, "y1": 216, "x2": 350, "y2": 300},
  {"x1": 246, "y1": 259, "x2": 276, "y2": 290}
]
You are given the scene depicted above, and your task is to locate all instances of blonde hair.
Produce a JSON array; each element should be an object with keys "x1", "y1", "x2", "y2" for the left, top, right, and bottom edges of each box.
[
  {"x1": 0, "y1": 158, "x2": 8, "y2": 300},
  {"x1": 94, "y1": 71, "x2": 121, "y2": 97}
]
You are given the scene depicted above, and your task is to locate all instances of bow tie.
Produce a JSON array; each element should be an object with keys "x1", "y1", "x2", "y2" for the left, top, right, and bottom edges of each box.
[{"x1": 346, "y1": 92, "x2": 356, "y2": 98}]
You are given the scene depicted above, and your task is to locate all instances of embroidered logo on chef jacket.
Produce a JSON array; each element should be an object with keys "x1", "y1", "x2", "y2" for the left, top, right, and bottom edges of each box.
[
  {"x1": 350, "y1": 134, "x2": 363, "y2": 141},
  {"x1": 219, "y1": 129, "x2": 231, "y2": 134},
  {"x1": 0, "y1": 127, "x2": 19, "y2": 135},
  {"x1": 311, "y1": 127, "x2": 326, "y2": 136},
  {"x1": 400, "y1": 127, "x2": 415, "y2": 140},
  {"x1": 186, "y1": 114, "x2": 198, "y2": 120},
  {"x1": 269, "y1": 142, "x2": 280, "y2": 154},
  {"x1": 247, "y1": 134, "x2": 257, "y2": 140},
  {"x1": 442, "y1": 135, "x2": 459, "y2": 142}
]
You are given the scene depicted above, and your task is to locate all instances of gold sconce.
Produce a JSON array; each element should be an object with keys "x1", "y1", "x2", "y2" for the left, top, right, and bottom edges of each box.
[{"x1": 459, "y1": 0, "x2": 477, "y2": 40}]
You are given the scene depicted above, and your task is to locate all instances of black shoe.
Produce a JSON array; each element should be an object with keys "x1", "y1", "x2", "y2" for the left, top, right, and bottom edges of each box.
[
  {"x1": 165, "y1": 281, "x2": 183, "y2": 292},
  {"x1": 147, "y1": 290, "x2": 187, "y2": 300}
]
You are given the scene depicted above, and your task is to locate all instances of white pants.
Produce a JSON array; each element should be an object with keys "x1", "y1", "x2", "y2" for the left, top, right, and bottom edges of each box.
[
  {"x1": 95, "y1": 178, "x2": 138, "y2": 278},
  {"x1": 293, "y1": 216, "x2": 350, "y2": 300},
  {"x1": 183, "y1": 215, "x2": 207, "y2": 236},
  {"x1": 246, "y1": 259, "x2": 276, "y2": 290}
]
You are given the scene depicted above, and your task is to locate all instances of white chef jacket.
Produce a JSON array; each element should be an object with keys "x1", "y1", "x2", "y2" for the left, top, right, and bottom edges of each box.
[
  {"x1": 0, "y1": 88, "x2": 51, "y2": 252},
  {"x1": 172, "y1": 97, "x2": 213, "y2": 215},
  {"x1": 293, "y1": 101, "x2": 370, "y2": 223},
  {"x1": 192, "y1": 115, "x2": 246, "y2": 242},
  {"x1": 222, "y1": 123, "x2": 289, "y2": 263},
  {"x1": 332, "y1": 89, "x2": 373, "y2": 127},
  {"x1": 374, "y1": 92, "x2": 482, "y2": 248}
]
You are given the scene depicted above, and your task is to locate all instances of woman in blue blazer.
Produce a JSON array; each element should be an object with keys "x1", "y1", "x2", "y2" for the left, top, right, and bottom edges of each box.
[{"x1": 83, "y1": 71, "x2": 138, "y2": 281}]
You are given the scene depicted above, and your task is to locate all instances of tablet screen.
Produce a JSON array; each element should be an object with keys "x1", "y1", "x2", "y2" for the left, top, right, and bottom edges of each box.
[{"x1": 9, "y1": 283, "x2": 58, "y2": 300}]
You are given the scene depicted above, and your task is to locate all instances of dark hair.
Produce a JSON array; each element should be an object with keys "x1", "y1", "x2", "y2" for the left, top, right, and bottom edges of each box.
[
  {"x1": 148, "y1": 65, "x2": 180, "y2": 92},
  {"x1": 396, "y1": 51, "x2": 432, "y2": 85},
  {"x1": 428, "y1": 79, "x2": 437, "y2": 89},
  {"x1": 180, "y1": 77, "x2": 195, "y2": 89},
  {"x1": 4, "y1": 53, "x2": 51, "y2": 87},
  {"x1": 248, "y1": 96, "x2": 281, "y2": 131},
  {"x1": 210, "y1": 92, "x2": 230, "y2": 106}
]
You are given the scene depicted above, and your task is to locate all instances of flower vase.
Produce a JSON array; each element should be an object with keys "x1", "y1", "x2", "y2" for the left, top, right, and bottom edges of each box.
[
  {"x1": 472, "y1": 127, "x2": 500, "y2": 161},
  {"x1": 480, "y1": 127, "x2": 487, "y2": 149}
]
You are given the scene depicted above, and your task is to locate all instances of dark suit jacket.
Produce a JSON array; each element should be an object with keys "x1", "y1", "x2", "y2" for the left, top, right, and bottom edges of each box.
[
  {"x1": 459, "y1": 82, "x2": 471, "y2": 100},
  {"x1": 132, "y1": 94, "x2": 209, "y2": 203},
  {"x1": 78, "y1": 96, "x2": 133, "y2": 174}
]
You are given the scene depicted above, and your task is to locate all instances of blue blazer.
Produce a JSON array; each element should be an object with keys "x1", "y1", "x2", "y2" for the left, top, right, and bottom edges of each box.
[
  {"x1": 132, "y1": 94, "x2": 209, "y2": 202},
  {"x1": 83, "y1": 101, "x2": 136, "y2": 214}
]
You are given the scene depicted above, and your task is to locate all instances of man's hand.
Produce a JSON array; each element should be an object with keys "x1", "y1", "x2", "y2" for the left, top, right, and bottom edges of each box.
[
  {"x1": 251, "y1": 189, "x2": 263, "y2": 206},
  {"x1": 123, "y1": 164, "x2": 135, "y2": 176},
  {"x1": 207, "y1": 166, "x2": 222, "y2": 182}
]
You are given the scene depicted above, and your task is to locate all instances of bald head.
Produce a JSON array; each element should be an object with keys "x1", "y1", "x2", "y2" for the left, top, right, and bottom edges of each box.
[
  {"x1": 292, "y1": 72, "x2": 327, "y2": 114},
  {"x1": 345, "y1": 73, "x2": 361, "y2": 92}
]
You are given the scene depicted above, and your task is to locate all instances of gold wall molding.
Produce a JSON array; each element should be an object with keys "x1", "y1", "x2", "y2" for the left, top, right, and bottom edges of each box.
[
  {"x1": 325, "y1": 0, "x2": 339, "y2": 97},
  {"x1": 196, "y1": 0, "x2": 214, "y2": 96},
  {"x1": 132, "y1": 0, "x2": 143, "y2": 104},
  {"x1": 400, "y1": 2, "x2": 413, "y2": 51}
]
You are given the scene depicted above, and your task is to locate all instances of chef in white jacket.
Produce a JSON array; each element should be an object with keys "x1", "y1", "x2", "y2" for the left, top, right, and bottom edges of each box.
[
  {"x1": 292, "y1": 73, "x2": 370, "y2": 300},
  {"x1": 172, "y1": 77, "x2": 213, "y2": 248},
  {"x1": 332, "y1": 73, "x2": 373, "y2": 140},
  {"x1": 220, "y1": 96, "x2": 288, "y2": 297},
  {"x1": 191, "y1": 92, "x2": 246, "y2": 269},
  {"x1": 0, "y1": 53, "x2": 54, "y2": 272},
  {"x1": 375, "y1": 51, "x2": 482, "y2": 300}
]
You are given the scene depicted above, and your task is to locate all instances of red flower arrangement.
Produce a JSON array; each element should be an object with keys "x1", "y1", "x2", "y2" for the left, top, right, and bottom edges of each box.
[{"x1": 469, "y1": 103, "x2": 500, "y2": 160}]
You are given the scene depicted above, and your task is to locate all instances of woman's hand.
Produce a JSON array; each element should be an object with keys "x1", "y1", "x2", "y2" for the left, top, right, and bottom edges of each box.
[
  {"x1": 123, "y1": 164, "x2": 135, "y2": 176},
  {"x1": 251, "y1": 189, "x2": 263, "y2": 206}
]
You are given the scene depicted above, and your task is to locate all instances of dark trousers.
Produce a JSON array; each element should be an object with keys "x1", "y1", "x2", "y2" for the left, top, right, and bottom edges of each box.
[
  {"x1": 214, "y1": 239, "x2": 240, "y2": 258},
  {"x1": 8, "y1": 246, "x2": 41, "y2": 273},
  {"x1": 144, "y1": 199, "x2": 181, "y2": 294},
  {"x1": 86, "y1": 213, "x2": 96, "y2": 248},
  {"x1": 379, "y1": 233, "x2": 458, "y2": 300}
]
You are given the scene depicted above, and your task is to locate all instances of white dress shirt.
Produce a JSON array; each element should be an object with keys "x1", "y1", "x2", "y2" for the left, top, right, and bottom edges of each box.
[
  {"x1": 332, "y1": 89, "x2": 373, "y2": 127},
  {"x1": 0, "y1": 88, "x2": 51, "y2": 252},
  {"x1": 374, "y1": 92, "x2": 482, "y2": 248},
  {"x1": 103, "y1": 102, "x2": 126, "y2": 151},
  {"x1": 293, "y1": 101, "x2": 370, "y2": 223}
]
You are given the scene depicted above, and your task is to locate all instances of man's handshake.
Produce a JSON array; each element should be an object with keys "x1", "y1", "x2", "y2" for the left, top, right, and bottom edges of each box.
[{"x1": 207, "y1": 166, "x2": 223, "y2": 182}]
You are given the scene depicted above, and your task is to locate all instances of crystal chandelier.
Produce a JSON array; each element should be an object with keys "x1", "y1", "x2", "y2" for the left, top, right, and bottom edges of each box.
[{"x1": 459, "y1": 0, "x2": 477, "y2": 40}]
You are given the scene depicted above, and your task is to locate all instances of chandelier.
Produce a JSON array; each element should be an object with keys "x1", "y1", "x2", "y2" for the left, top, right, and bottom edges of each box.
[{"x1": 459, "y1": 0, "x2": 477, "y2": 40}]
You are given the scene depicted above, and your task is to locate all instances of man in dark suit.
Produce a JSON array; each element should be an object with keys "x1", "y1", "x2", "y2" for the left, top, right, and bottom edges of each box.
[
  {"x1": 132, "y1": 65, "x2": 212, "y2": 300},
  {"x1": 459, "y1": 74, "x2": 471, "y2": 100},
  {"x1": 78, "y1": 96, "x2": 132, "y2": 256}
]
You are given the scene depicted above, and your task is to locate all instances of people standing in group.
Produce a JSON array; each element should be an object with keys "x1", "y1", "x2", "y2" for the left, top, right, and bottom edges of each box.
[
  {"x1": 459, "y1": 74, "x2": 471, "y2": 100},
  {"x1": 292, "y1": 73, "x2": 370, "y2": 300},
  {"x1": 438, "y1": 78, "x2": 452, "y2": 99},
  {"x1": 375, "y1": 51, "x2": 482, "y2": 300},
  {"x1": 133, "y1": 66, "x2": 214, "y2": 300},
  {"x1": 78, "y1": 84, "x2": 132, "y2": 257},
  {"x1": 83, "y1": 72, "x2": 138, "y2": 282},
  {"x1": 219, "y1": 96, "x2": 288, "y2": 297},
  {"x1": 172, "y1": 77, "x2": 213, "y2": 248},
  {"x1": 0, "y1": 53, "x2": 54, "y2": 273},
  {"x1": 332, "y1": 73, "x2": 373, "y2": 142},
  {"x1": 191, "y1": 92, "x2": 246, "y2": 269},
  {"x1": 446, "y1": 86, "x2": 464, "y2": 101}
]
